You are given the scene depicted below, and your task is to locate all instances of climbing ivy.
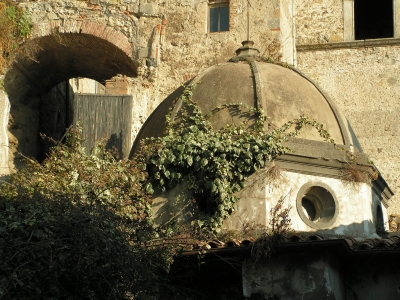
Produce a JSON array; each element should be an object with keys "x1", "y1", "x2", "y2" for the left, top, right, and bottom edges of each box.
[{"x1": 138, "y1": 85, "x2": 335, "y2": 232}]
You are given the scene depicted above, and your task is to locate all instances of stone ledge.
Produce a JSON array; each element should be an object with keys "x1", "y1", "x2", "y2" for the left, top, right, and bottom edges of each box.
[{"x1": 297, "y1": 38, "x2": 400, "y2": 52}]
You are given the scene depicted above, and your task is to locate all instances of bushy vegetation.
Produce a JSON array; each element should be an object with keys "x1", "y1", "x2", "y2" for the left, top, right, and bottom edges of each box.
[{"x1": 0, "y1": 127, "x2": 205, "y2": 299}]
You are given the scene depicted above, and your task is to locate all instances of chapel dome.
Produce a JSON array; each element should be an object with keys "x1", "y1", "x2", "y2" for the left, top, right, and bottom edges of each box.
[{"x1": 131, "y1": 41, "x2": 361, "y2": 157}]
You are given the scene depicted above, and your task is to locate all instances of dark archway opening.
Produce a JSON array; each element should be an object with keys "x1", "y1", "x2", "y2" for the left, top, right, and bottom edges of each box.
[
  {"x1": 355, "y1": 0, "x2": 394, "y2": 40},
  {"x1": 4, "y1": 33, "x2": 137, "y2": 168},
  {"x1": 37, "y1": 78, "x2": 108, "y2": 162}
]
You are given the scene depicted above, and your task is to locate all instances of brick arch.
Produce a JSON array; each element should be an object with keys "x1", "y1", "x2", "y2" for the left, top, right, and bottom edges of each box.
[
  {"x1": 30, "y1": 20, "x2": 133, "y2": 58},
  {"x1": 5, "y1": 20, "x2": 137, "y2": 104}
]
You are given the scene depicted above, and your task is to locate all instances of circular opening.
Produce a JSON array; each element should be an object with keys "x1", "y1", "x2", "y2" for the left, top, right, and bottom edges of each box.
[{"x1": 297, "y1": 184, "x2": 338, "y2": 229}]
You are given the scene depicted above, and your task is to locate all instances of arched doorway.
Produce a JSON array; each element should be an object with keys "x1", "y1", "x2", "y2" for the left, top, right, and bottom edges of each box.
[{"x1": 4, "y1": 30, "x2": 137, "y2": 168}]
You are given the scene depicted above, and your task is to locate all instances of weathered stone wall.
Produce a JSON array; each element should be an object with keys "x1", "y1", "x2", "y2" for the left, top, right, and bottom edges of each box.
[
  {"x1": 243, "y1": 254, "x2": 344, "y2": 300},
  {"x1": 297, "y1": 45, "x2": 400, "y2": 214},
  {"x1": 18, "y1": 0, "x2": 288, "y2": 98},
  {"x1": 22, "y1": 0, "x2": 138, "y2": 50},
  {"x1": 296, "y1": 0, "x2": 344, "y2": 45},
  {"x1": 244, "y1": 252, "x2": 400, "y2": 300}
]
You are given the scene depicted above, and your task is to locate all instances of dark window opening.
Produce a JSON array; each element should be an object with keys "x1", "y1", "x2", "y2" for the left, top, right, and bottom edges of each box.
[
  {"x1": 355, "y1": 0, "x2": 394, "y2": 40},
  {"x1": 302, "y1": 198, "x2": 317, "y2": 221},
  {"x1": 376, "y1": 205, "x2": 385, "y2": 234},
  {"x1": 209, "y1": 5, "x2": 229, "y2": 32}
]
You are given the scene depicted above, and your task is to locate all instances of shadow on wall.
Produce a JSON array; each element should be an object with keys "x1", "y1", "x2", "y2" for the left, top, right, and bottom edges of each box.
[
  {"x1": 105, "y1": 132, "x2": 123, "y2": 160},
  {"x1": 242, "y1": 218, "x2": 399, "y2": 300}
]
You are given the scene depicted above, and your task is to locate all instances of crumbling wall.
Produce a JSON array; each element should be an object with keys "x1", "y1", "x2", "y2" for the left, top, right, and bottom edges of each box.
[
  {"x1": 243, "y1": 253, "x2": 344, "y2": 300},
  {"x1": 0, "y1": 89, "x2": 9, "y2": 174}
]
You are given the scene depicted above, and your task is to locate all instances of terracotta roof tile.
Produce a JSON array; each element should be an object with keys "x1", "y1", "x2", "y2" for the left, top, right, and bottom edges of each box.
[{"x1": 183, "y1": 233, "x2": 400, "y2": 256}]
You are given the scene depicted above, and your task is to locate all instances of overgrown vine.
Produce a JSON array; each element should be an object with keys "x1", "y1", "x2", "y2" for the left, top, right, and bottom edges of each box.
[{"x1": 138, "y1": 84, "x2": 335, "y2": 232}]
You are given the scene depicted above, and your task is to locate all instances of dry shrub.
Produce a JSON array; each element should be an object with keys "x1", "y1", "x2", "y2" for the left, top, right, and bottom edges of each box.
[
  {"x1": 268, "y1": 195, "x2": 292, "y2": 235},
  {"x1": 265, "y1": 164, "x2": 281, "y2": 181},
  {"x1": 217, "y1": 222, "x2": 267, "y2": 243},
  {"x1": 341, "y1": 162, "x2": 369, "y2": 183},
  {"x1": 389, "y1": 214, "x2": 400, "y2": 232},
  {"x1": 340, "y1": 161, "x2": 377, "y2": 186},
  {"x1": 247, "y1": 196, "x2": 293, "y2": 264},
  {"x1": 0, "y1": 2, "x2": 13, "y2": 73},
  {"x1": 340, "y1": 152, "x2": 377, "y2": 186}
]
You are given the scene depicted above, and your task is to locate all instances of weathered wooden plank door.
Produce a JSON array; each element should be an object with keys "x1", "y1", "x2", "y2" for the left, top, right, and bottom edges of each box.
[{"x1": 73, "y1": 94, "x2": 132, "y2": 159}]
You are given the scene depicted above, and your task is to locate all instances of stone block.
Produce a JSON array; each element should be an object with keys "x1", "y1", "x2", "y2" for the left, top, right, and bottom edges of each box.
[
  {"x1": 139, "y1": 3, "x2": 155, "y2": 15},
  {"x1": 268, "y1": 19, "x2": 280, "y2": 29},
  {"x1": 138, "y1": 47, "x2": 149, "y2": 58},
  {"x1": 127, "y1": 3, "x2": 138, "y2": 13},
  {"x1": 105, "y1": 77, "x2": 130, "y2": 95}
]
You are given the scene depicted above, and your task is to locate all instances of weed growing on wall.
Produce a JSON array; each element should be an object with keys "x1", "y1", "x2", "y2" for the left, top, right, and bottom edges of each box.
[
  {"x1": 340, "y1": 152, "x2": 378, "y2": 186},
  {"x1": 0, "y1": 1, "x2": 32, "y2": 74},
  {"x1": 251, "y1": 196, "x2": 293, "y2": 262},
  {"x1": 138, "y1": 85, "x2": 335, "y2": 232}
]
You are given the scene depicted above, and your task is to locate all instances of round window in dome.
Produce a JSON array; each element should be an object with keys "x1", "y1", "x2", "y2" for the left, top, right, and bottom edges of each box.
[{"x1": 296, "y1": 183, "x2": 338, "y2": 229}]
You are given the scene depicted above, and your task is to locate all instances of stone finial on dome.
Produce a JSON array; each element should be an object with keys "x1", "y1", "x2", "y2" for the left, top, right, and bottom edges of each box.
[{"x1": 235, "y1": 40, "x2": 260, "y2": 58}]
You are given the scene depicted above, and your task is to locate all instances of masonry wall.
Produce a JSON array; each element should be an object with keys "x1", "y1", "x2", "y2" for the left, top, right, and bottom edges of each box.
[
  {"x1": 18, "y1": 0, "x2": 290, "y2": 97},
  {"x1": 295, "y1": 0, "x2": 344, "y2": 45},
  {"x1": 3, "y1": 0, "x2": 290, "y2": 170},
  {"x1": 293, "y1": 0, "x2": 400, "y2": 214}
]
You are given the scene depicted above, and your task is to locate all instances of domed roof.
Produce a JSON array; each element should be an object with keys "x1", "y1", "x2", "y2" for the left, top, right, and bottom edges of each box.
[{"x1": 131, "y1": 41, "x2": 361, "y2": 157}]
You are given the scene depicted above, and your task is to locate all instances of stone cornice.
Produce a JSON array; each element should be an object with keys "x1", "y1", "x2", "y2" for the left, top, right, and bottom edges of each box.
[
  {"x1": 296, "y1": 38, "x2": 400, "y2": 52},
  {"x1": 275, "y1": 153, "x2": 394, "y2": 205}
]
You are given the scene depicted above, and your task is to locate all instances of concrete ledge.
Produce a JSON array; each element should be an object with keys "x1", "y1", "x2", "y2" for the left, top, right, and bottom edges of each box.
[{"x1": 297, "y1": 38, "x2": 400, "y2": 52}]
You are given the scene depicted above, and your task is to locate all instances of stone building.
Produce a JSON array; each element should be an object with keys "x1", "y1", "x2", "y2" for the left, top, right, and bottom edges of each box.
[
  {"x1": 0, "y1": 0, "x2": 398, "y2": 215},
  {"x1": 1, "y1": 0, "x2": 400, "y2": 298}
]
